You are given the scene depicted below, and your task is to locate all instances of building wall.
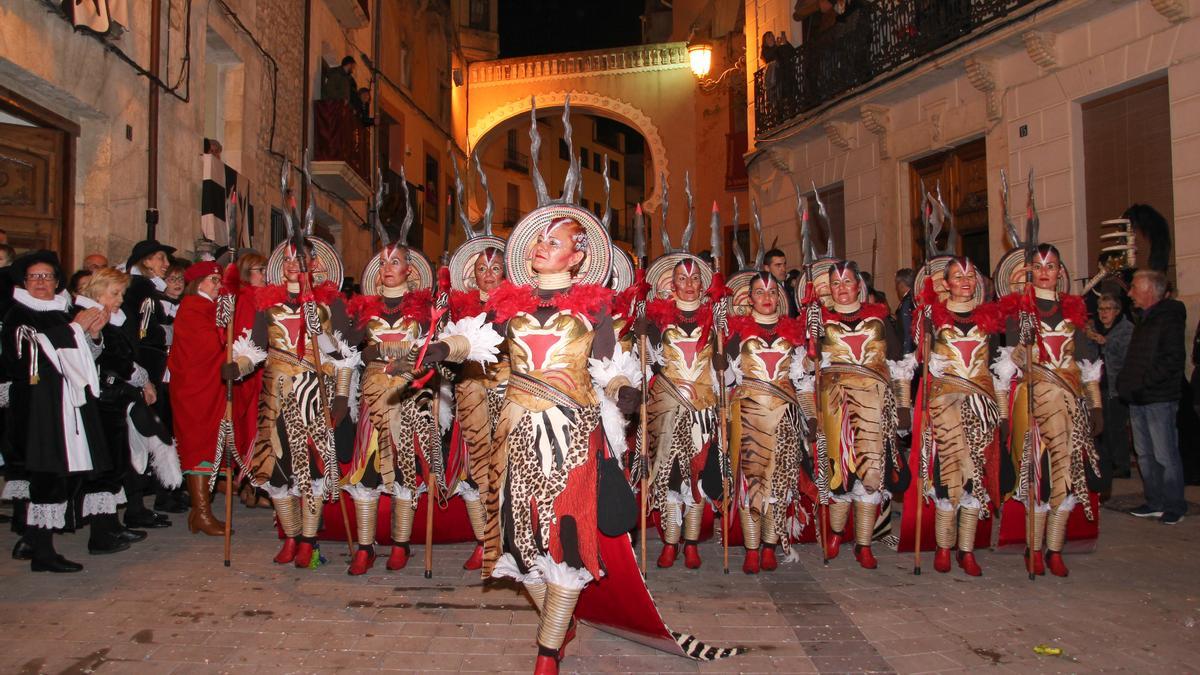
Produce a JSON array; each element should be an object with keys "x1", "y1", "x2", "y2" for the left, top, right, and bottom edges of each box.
[{"x1": 744, "y1": 0, "x2": 1200, "y2": 357}]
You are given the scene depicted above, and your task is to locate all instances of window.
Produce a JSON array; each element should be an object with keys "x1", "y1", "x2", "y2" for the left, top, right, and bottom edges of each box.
[
  {"x1": 593, "y1": 202, "x2": 602, "y2": 217},
  {"x1": 469, "y1": 0, "x2": 490, "y2": 31},
  {"x1": 424, "y1": 152, "x2": 439, "y2": 209},
  {"x1": 608, "y1": 158, "x2": 620, "y2": 180},
  {"x1": 592, "y1": 153, "x2": 602, "y2": 173},
  {"x1": 507, "y1": 129, "x2": 518, "y2": 152},
  {"x1": 581, "y1": 199, "x2": 589, "y2": 211},
  {"x1": 558, "y1": 138, "x2": 569, "y2": 160},
  {"x1": 580, "y1": 147, "x2": 589, "y2": 166},
  {"x1": 270, "y1": 207, "x2": 286, "y2": 249},
  {"x1": 611, "y1": 208, "x2": 620, "y2": 230}
]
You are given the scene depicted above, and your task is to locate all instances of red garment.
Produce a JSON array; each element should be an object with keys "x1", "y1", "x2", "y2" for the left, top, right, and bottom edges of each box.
[
  {"x1": 168, "y1": 294, "x2": 228, "y2": 473},
  {"x1": 231, "y1": 286, "x2": 264, "y2": 464}
]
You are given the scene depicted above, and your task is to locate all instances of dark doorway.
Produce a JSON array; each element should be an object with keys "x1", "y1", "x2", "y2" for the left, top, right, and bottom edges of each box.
[{"x1": 908, "y1": 137, "x2": 988, "y2": 275}]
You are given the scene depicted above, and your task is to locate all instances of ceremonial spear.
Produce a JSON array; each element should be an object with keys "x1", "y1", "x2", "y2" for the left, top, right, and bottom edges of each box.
[
  {"x1": 911, "y1": 180, "x2": 940, "y2": 576},
  {"x1": 633, "y1": 202, "x2": 650, "y2": 575},
  {"x1": 795, "y1": 184, "x2": 829, "y2": 565},
  {"x1": 1020, "y1": 170, "x2": 1040, "y2": 581},
  {"x1": 709, "y1": 200, "x2": 732, "y2": 574},
  {"x1": 287, "y1": 154, "x2": 356, "y2": 558},
  {"x1": 214, "y1": 188, "x2": 244, "y2": 567}
]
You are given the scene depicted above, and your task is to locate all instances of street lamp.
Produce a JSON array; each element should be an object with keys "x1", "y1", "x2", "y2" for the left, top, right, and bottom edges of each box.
[{"x1": 688, "y1": 40, "x2": 713, "y2": 78}]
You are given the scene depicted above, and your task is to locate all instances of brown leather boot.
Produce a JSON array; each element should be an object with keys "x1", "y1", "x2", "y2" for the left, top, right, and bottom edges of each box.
[{"x1": 186, "y1": 474, "x2": 226, "y2": 536}]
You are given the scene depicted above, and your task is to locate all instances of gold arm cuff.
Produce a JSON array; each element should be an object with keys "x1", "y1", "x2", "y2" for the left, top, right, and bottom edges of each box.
[
  {"x1": 894, "y1": 380, "x2": 912, "y2": 408},
  {"x1": 995, "y1": 389, "x2": 1009, "y2": 419},
  {"x1": 798, "y1": 391, "x2": 817, "y2": 419},
  {"x1": 1085, "y1": 380, "x2": 1103, "y2": 410},
  {"x1": 235, "y1": 356, "x2": 255, "y2": 378},
  {"x1": 335, "y1": 367, "x2": 353, "y2": 398},
  {"x1": 441, "y1": 335, "x2": 471, "y2": 363},
  {"x1": 604, "y1": 375, "x2": 632, "y2": 400}
]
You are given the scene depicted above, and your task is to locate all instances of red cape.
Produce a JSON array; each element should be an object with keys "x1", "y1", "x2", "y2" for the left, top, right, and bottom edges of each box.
[
  {"x1": 167, "y1": 294, "x2": 228, "y2": 472},
  {"x1": 231, "y1": 286, "x2": 264, "y2": 464}
]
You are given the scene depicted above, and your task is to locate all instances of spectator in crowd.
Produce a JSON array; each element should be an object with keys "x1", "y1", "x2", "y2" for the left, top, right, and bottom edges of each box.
[
  {"x1": 163, "y1": 263, "x2": 186, "y2": 302},
  {"x1": 82, "y1": 253, "x2": 109, "y2": 272},
  {"x1": 1118, "y1": 270, "x2": 1187, "y2": 524},
  {"x1": 1088, "y1": 292, "x2": 1134, "y2": 495},
  {"x1": 894, "y1": 268, "x2": 915, "y2": 354},
  {"x1": 68, "y1": 270, "x2": 93, "y2": 296},
  {"x1": 762, "y1": 248, "x2": 799, "y2": 317},
  {"x1": 0, "y1": 244, "x2": 14, "y2": 268}
]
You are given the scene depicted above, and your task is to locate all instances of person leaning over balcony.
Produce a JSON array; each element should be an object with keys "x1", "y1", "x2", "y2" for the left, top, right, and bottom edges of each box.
[
  {"x1": 1118, "y1": 270, "x2": 1187, "y2": 525},
  {"x1": 322, "y1": 55, "x2": 358, "y2": 105}
]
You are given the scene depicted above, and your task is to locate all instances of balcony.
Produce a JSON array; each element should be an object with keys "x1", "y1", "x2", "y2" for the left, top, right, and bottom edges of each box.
[
  {"x1": 312, "y1": 99, "x2": 371, "y2": 201},
  {"x1": 503, "y1": 148, "x2": 530, "y2": 174},
  {"x1": 754, "y1": 0, "x2": 1054, "y2": 136},
  {"x1": 324, "y1": 0, "x2": 369, "y2": 29}
]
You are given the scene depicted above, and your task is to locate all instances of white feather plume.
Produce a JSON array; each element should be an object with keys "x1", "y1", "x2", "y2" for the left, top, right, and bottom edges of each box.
[
  {"x1": 588, "y1": 348, "x2": 642, "y2": 390},
  {"x1": 990, "y1": 346, "x2": 1020, "y2": 392},
  {"x1": 438, "y1": 379, "x2": 454, "y2": 433},
  {"x1": 231, "y1": 328, "x2": 266, "y2": 369},
  {"x1": 535, "y1": 553, "x2": 594, "y2": 589},
  {"x1": 888, "y1": 352, "x2": 918, "y2": 381},
  {"x1": 928, "y1": 352, "x2": 950, "y2": 378},
  {"x1": 439, "y1": 313, "x2": 503, "y2": 364},
  {"x1": 595, "y1": 384, "x2": 629, "y2": 464},
  {"x1": 1078, "y1": 358, "x2": 1103, "y2": 384}
]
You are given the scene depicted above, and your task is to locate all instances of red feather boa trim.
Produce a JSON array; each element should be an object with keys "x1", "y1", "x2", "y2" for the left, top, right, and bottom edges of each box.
[
  {"x1": 1060, "y1": 293, "x2": 1089, "y2": 328},
  {"x1": 706, "y1": 272, "x2": 729, "y2": 302},
  {"x1": 776, "y1": 316, "x2": 806, "y2": 344},
  {"x1": 929, "y1": 300, "x2": 1006, "y2": 334},
  {"x1": 613, "y1": 283, "x2": 643, "y2": 319},
  {"x1": 310, "y1": 281, "x2": 341, "y2": 306},
  {"x1": 484, "y1": 281, "x2": 614, "y2": 323},
  {"x1": 727, "y1": 315, "x2": 769, "y2": 341},
  {"x1": 254, "y1": 284, "x2": 290, "y2": 310},
  {"x1": 218, "y1": 263, "x2": 241, "y2": 296},
  {"x1": 485, "y1": 281, "x2": 539, "y2": 323},
  {"x1": 822, "y1": 302, "x2": 889, "y2": 322},
  {"x1": 450, "y1": 289, "x2": 484, "y2": 321},
  {"x1": 645, "y1": 298, "x2": 680, "y2": 330},
  {"x1": 347, "y1": 288, "x2": 432, "y2": 326}
]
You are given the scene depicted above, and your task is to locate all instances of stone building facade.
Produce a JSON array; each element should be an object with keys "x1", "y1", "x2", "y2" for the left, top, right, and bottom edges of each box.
[{"x1": 743, "y1": 0, "x2": 1200, "y2": 347}]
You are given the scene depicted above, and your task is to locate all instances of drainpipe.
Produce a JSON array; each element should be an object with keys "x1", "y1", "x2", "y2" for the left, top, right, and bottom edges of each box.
[
  {"x1": 146, "y1": 0, "x2": 162, "y2": 240},
  {"x1": 301, "y1": 0, "x2": 313, "y2": 213}
]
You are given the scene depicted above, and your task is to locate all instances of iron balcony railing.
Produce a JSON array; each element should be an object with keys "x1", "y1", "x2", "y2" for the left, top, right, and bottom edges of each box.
[
  {"x1": 504, "y1": 148, "x2": 530, "y2": 173},
  {"x1": 754, "y1": 0, "x2": 1050, "y2": 135}
]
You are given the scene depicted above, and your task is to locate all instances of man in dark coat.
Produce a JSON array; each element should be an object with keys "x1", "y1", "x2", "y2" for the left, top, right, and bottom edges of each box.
[{"x1": 1118, "y1": 270, "x2": 1187, "y2": 524}]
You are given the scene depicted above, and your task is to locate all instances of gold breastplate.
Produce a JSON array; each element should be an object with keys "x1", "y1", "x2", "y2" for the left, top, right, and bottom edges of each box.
[
  {"x1": 613, "y1": 315, "x2": 634, "y2": 356},
  {"x1": 660, "y1": 324, "x2": 716, "y2": 408},
  {"x1": 1037, "y1": 317, "x2": 1081, "y2": 388},
  {"x1": 823, "y1": 316, "x2": 888, "y2": 378},
  {"x1": 265, "y1": 302, "x2": 330, "y2": 353},
  {"x1": 932, "y1": 322, "x2": 993, "y2": 390},
  {"x1": 507, "y1": 311, "x2": 597, "y2": 406},
  {"x1": 738, "y1": 333, "x2": 797, "y2": 390}
]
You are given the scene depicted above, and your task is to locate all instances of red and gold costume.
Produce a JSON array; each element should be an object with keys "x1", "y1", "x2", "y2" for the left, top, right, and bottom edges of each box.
[
  {"x1": 727, "y1": 308, "x2": 811, "y2": 572},
  {"x1": 998, "y1": 285, "x2": 1103, "y2": 576},
  {"x1": 813, "y1": 268, "x2": 912, "y2": 569},
  {"x1": 230, "y1": 248, "x2": 359, "y2": 568},
  {"x1": 899, "y1": 273, "x2": 1005, "y2": 576}
]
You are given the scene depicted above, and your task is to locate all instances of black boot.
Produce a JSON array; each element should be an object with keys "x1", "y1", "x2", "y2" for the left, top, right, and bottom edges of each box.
[
  {"x1": 28, "y1": 529, "x2": 82, "y2": 573},
  {"x1": 88, "y1": 514, "x2": 131, "y2": 555},
  {"x1": 11, "y1": 537, "x2": 32, "y2": 560}
]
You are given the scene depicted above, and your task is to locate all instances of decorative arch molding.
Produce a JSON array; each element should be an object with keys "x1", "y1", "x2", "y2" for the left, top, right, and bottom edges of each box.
[{"x1": 468, "y1": 91, "x2": 670, "y2": 211}]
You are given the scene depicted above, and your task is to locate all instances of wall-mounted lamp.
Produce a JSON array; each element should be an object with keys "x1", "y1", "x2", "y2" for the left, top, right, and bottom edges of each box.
[{"x1": 688, "y1": 40, "x2": 713, "y2": 78}]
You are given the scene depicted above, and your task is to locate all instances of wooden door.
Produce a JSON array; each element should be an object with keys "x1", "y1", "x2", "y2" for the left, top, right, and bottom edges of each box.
[
  {"x1": 0, "y1": 123, "x2": 67, "y2": 254},
  {"x1": 908, "y1": 138, "x2": 989, "y2": 275}
]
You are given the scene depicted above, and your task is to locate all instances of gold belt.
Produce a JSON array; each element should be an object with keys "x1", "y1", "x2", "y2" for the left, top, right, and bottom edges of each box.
[
  {"x1": 825, "y1": 362, "x2": 888, "y2": 386},
  {"x1": 509, "y1": 372, "x2": 579, "y2": 409},
  {"x1": 738, "y1": 377, "x2": 798, "y2": 405},
  {"x1": 268, "y1": 347, "x2": 318, "y2": 373}
]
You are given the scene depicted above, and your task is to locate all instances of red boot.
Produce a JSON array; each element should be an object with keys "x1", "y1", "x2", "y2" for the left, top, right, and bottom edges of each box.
[
  {"x1": 294, "y1": 541, "x2": 315, "y2": 568},
  {"x1": 273, "y1": 537, "x2": 298, "y2": 564},
  {"x1": 1025, "y1": 548, "x2": 1045, "y2": 576},
  {"x1": 742, "y1": 549, "x2": 760, "y2": 574},
  {"x1": 826, "y1": 531, "x2": 844, "y2": 560},
  {"x1": 462, "y1": 543, "x2": 484, "y2": 570},
  {"x1": 761, "y1": 545, "x2": 778, "y2": 571},
  {"x1": 1046, "y1": 551, "x2": 1069, "y2": 577},
  {"x1": 387, "y1": 544, "x2": 410, "y2": 571},
  {"x1": 533, "y1": 653, "x2": 559, "y2": 675},
  {"x1": 957, "y1": 551, "x2": 982, "y2": 577},
  {"x1": 559, "y1": 620, "x2": 577, "y2": 659},
  {"x1": 682, "y1": 542, "x2": 702, "y2": 569},
  {"x1": 854, "y1": 545, "x2": 877, "y2": 570},
  {"x1": 933, "y1": 547, "x2": 952, "y2": 573},
  {"x1": 347, "y1": 547, "x2": 376, "y2": 576},
  {"x1": 656, "y1": 543, "x2": 678, "y2": 568}
]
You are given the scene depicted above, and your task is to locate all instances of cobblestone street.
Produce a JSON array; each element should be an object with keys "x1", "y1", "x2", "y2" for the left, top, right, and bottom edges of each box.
[{"x1": 1, "y1": 478, "x2": 1197, "y2": 674}]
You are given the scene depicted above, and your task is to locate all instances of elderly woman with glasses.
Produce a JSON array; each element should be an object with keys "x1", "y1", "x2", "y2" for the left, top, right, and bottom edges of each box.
[{"x1": 1088, "y1": 293, "x2": 1134, "y2": 495}]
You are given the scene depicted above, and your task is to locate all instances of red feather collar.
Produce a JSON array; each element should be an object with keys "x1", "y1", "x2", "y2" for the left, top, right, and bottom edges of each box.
[
  {"x1": 450, "y1": 289, "x2": 485, "y2": 321},
  {"x1": 728, "y1": 315, "x2": 803, "y2": 344},
  {"x1": 822, "y1": 302, "x2": 889, "y2": 323},
  {"x1": 998, "y1": 291, "x2": 1089, "y2": 328},
  {"x1": 484, "y1": 281, "x2": 613, "y2": 323},
  {"x1": 930, "y1": 300, "x2": 1006, "y2": 334},
  {"x1": 347, "y1": 288, "x2": 432, "y2": 326}
]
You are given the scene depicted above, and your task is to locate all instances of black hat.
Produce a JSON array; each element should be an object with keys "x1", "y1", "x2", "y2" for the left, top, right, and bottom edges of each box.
[
  {"x1": 126, "y1": 240, "x2": 177, "y2": 271},
  {"x1": 10, "y1": 249, "x2": 64, "y2": 291}
]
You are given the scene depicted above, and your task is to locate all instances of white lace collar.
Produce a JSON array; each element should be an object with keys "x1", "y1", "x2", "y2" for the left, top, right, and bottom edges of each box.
[
  {"x1": 131, "y1": 266, "x2": 167, "y2": 292},
  {"x1": 14, "y1": 288, "x2": 71, "y2": 313}
]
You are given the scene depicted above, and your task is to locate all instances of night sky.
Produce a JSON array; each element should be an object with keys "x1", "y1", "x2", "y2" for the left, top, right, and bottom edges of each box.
[{"x1": 499, "y1": 0, "x2": 647, "y2": 58}]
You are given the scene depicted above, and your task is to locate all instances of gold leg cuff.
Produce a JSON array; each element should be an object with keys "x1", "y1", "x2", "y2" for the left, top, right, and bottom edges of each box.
[
  {"x1": 935, "y1": 507, "x2": 956, "y2": 550},
  {"x1": 740, "y1": 509, "x2": 761, "y2": 550},
  {"x1": 829, "y1": 500, "x2": 850, "y2": 534},
  {"x1": 1029, "y1": 509, "x2": 1047, "y2": 551},
  {"x1": 762, "y1": 507, "x2": 779, "y2": 545},
  {"x1": 524, "y1": 580, "x2": 546, "y2": 613},
  {"x1": 464, "y1": 497, "x2": 486, "y2": 542},
  {"x1": 537, "y1": 583, "x2": 582, "y2": 650},
  {"x1": 1046, "y1": 507, "x2": 1070, "y2": 553},
  {"x1": 854, "y1": 501, "x2": 876, "y2": 547},
  {"x1": 273, "y1": 496, "x2": 301, "y2": 538},
  {"x1": 301, "y1": 501, "x2": 322, "y2": 538},
  {"x1": 957, "y1": 508, "x2": 980, "y2": 553},
  {"x1": 682, "y1": 504, "x2": 703, "y2": 542},
  {"x1": 355, "y1": 497, "x2": 378, "y2": 546},
  {"x1": 392, "y1": 498, "x2": 414, "y2": 544}
]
